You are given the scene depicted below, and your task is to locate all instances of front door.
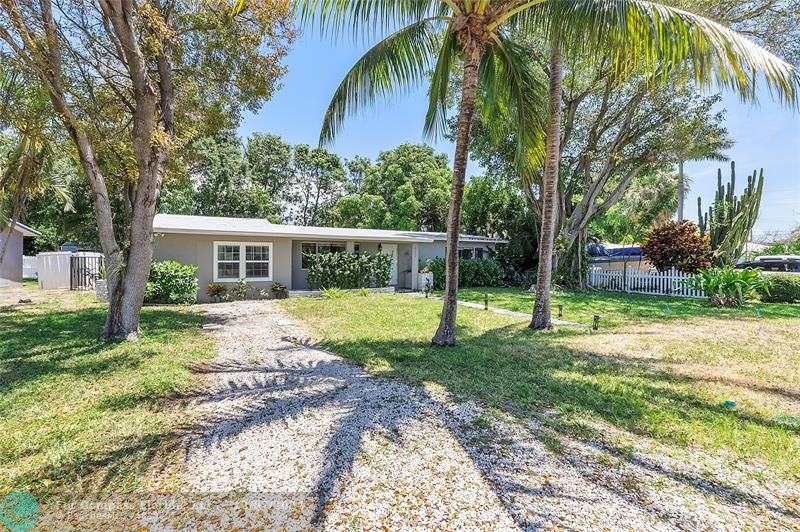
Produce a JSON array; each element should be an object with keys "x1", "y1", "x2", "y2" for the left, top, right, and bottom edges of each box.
[{"x1": 381, "y1": 243, "x2": 398, "y2": 285}]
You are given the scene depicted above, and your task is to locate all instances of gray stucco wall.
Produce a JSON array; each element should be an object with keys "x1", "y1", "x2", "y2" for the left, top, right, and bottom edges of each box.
[
  {"x1": 0, "y1": 230, "x2": 23, "y2": 285},
  {"x1": 418, "y1": 241, "x2": 497, "y2": 267},
  {"x1": 153, "y1": 233, "x2": 293, "y2": 301}
]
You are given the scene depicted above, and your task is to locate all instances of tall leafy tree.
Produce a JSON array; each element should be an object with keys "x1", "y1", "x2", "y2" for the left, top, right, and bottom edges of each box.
[
  {"x1": 190, "y1": 131, "x2": 279, "y2": 220},
  {"x1": 246, "y1": 132, "x2": 295, "y2": 207},
  {"x1": 292, "y1": 144, "x2": 346, "y2": 225},
  {"x1": 329, "y1": 144, "x2": 452, "y2": 231},
  {"x1": 1, "y1": 0, "x2": 293, "y2": 339},
  {"x1": 295, "y1": 0, "x2": 798, "y2": 343},
  {"x1": 344, "y1": 155, "x2": 373, "y2": 194}
]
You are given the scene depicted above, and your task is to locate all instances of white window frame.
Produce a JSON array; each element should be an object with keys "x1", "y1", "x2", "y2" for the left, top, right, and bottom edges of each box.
[{"x1": 213, "y1": 241, "x2": 273, "y2": 282}]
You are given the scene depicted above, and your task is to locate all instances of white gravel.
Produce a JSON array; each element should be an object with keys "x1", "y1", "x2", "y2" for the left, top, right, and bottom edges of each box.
[{"x1": 116, "y1": 300, "x2": 798, "y2": 530}]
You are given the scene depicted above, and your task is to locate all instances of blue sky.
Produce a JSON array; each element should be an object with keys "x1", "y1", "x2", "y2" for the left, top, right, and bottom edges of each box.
[{"x1": 240, "y1": 31, "x2": 800, "y2": 239}]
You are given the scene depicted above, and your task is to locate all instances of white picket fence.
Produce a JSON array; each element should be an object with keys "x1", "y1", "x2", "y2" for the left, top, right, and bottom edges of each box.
[{"x1": 588, "y1": 266, "x2": 705, "y2": 299}]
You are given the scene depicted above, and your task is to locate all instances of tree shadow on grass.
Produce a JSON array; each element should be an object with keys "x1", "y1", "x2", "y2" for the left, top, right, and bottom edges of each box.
[
  {"x1": 309, "y1": 324, "x2": 799, "y2": 525},
  {"x1": 0, "y1": 303, "x2": 211, "y2": 499}
]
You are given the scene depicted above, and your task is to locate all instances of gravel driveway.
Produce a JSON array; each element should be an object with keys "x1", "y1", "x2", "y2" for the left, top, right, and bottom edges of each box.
[{"x1": 129, "y1": 300, "x2": 794, "y2": 530}]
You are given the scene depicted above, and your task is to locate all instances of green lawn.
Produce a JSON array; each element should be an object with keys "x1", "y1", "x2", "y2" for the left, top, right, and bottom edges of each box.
[
  {"x1": 283, "y1": 293, "x2": 800, "y2": 486},
  {"x1": 0, "y1": 288, "x2": 216, "y2": 499},
  {"x1": 444, "y1": 287, "x2": 800, "y2": 328}
]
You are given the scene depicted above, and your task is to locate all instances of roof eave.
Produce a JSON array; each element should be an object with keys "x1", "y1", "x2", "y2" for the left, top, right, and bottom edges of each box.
[{"x1": 153, "y1": 227, "x2": 434, "y2": 243}]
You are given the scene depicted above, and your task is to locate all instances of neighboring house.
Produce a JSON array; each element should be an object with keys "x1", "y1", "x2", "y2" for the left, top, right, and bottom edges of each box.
[
  {"x1": 0, "y1": 221, "x2": 41, "y2": 287},
  {"x1": 153, "y1": 214, "x2": 505, "y2": 300}
]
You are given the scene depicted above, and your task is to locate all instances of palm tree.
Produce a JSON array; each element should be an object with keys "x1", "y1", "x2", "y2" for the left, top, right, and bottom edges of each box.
[
  {"x1": 528, "y1": 3, "x2": 799, "y2": 330},
  {"x1": 291, "y1": 0, "x2": 799, "y2": 341},
  {"x1": 0, "y1": 72, "x2": 71, "y2": 263},
  {"x1": 669, "y1": 112, "x2": 734, "y2": 220}
]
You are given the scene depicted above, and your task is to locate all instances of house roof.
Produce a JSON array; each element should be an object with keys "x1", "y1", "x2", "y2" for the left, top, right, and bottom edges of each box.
[
  {"x1": 4, "y1": 220, "x2": 41, "y2": 237},
  {"x1": 153, "y1": 214, "x2": 507, "y2": 244}
]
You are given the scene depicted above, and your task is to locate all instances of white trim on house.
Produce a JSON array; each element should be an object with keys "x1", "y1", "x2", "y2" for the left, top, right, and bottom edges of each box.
[{"x1": 213, "y1": 241, "x2": 273, "y2": 283}]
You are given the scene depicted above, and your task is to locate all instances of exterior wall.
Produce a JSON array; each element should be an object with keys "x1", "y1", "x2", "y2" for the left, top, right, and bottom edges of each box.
[
  {"x1": 418, "y1": 242, "x2": 445, "y2": 265},
  {"x1": 418, "y1": 241, "x2": 498, "y2": 266},
  {"x1": 153, "y1": 233, "x2": 500, "y2": 298},
  {"x1": 153, "y1": 233, "x2": 293, "y2": 301},
  {"x1": 0, "y1": 230, "x2": 23, "y2": 286}
]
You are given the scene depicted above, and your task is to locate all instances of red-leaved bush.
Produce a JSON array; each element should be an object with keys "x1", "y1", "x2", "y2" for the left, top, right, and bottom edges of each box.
[{"x1": 641, "y1": 221, "x2": 712, "y2": 273}]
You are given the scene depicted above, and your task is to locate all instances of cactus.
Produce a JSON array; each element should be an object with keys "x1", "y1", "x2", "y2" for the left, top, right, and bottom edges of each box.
[{"x1": 697, "y1": 161, "x2": 764, "y2": 265}]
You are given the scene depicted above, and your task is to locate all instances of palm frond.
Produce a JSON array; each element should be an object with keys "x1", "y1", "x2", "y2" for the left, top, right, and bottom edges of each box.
[
  {"x1": 510, "y1": 0, "x2": 800, "y2": 106},
  {"x1": 486, "y1": 33, "x2": 547, "y2": 175},
  {"x1": 319, "y1": 18, "x2": 442, "y2": 145},
  {"x1": 423, "y1": 28, "x2": 458, "y2": 140},
  {"x1": 294, "y1": 0, "x2": 444, "y2": 41}
]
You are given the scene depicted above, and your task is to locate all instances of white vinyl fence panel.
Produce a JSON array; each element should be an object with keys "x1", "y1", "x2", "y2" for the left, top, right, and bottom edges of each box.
[
  {"x1": 588, "y1": 266, "x2": 705, "y2": 299},
  {"x1": 37, "y1": 252, "x2": 72, "y2": 289},
  {"x1": 22, "y1": 255, "x2": 37, "y2": 278}
]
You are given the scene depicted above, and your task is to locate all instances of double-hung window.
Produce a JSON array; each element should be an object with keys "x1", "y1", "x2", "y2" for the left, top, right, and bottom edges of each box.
[{"x1": 214, "y1": 241, "x2": 272, "y2": 282}]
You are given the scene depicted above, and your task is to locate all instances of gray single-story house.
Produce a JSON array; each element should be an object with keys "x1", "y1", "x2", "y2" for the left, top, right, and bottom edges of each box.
[
  {"x1": 152, "y1": 214, "x2": 505, "y2": 300},
  {"x1": 0, "y1": 221, "x2": 41, "y2": 287}
]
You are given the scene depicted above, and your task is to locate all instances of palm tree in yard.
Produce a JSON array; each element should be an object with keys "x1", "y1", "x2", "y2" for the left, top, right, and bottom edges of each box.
[
  {"x1": 669, "y1": 111, "x2": 734, "y2": 221},
  {"x1": 291, "y1": 0, "x2": 799, "y2": 342}
]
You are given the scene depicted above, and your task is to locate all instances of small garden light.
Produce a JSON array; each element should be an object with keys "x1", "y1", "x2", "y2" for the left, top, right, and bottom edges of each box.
[
  {"x1": 558, "y1": 305, "x2": 563, "y2": 318},
  {"x1": 593, "y1": 315, "x2": 600, "y2": 330},
  {"x1": 484, "y1": 293, "x2": 489, "y2": 310}
]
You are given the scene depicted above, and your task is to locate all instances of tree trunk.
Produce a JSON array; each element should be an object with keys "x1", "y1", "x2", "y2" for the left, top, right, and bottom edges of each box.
[
  {"x1": 531, "y1": 45, "x2": 563, "y2": 330},
  {"x1": 431, "y1": 42, "x2": 483, "y2": 347},
  {"x1": 677, "y1": 159, "x2": 685, "y2": 220}
]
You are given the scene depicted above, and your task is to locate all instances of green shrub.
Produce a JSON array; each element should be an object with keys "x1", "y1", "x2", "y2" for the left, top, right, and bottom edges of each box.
[
  {"x1": 321, "y1": 287, "x2": 347, "y2": 299},
  {"x1": 145, "y1": 260, "x2": 198, "y2": 304},
  {"x1": 641, "y1": 220, "x2": 712, "y2": 273},
  {"x1": 305, "y1": 251, "x2": 392, "y2": 289},
  {"x1": 684, "y1": 266, "x2": 767, "y2": 307},
  {"x1": 271, "y1": 282, "x2": 289, "y2": 299},
  {"x1": 233, "y1": 279, "x2": 249, "y2": 299},
  {"x1": 760, "y1": 273, "x2": 800, "y2": 303},
  {"x1": 426, "y1": 257, "x2": 504, "y2": 290},
  {"x1": 372, "y1": 253, "x2": 393, "y2": 287},
  {"x1": 206, "y1": 283, "x2": 227, "y2": 300}
]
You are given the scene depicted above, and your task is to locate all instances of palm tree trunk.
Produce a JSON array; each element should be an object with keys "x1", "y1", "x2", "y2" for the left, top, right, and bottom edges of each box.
[
  {"x1": 531, "y1": 45, "x2": 563, "y2": 330},
  {"x1": 432, "y1": 43, "x2": 483, "y2": 347},
  {"x1": 677, "y1": 159, "x2": 685, "y2": 220}
]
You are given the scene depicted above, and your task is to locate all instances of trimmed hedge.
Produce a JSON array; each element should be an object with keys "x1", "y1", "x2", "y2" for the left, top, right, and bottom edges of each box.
[
  {"x1": 427, "y1": 257, "x2": 504, "y2": 290},
  {"x1": 305, "y1": 252, "x2": 393, "y2": 289},
  {"x1": 145, "y1": 260, "x2": 198, "y2": 304},
  {"x1": 760, "y1": 273, "x2": 800, "y2": 303}
]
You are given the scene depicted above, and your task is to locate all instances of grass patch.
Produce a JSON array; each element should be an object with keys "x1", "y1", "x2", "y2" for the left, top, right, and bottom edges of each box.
[
  {"x1": 446, "y1": 287, "x2": 800, "y2": 329},
  {"x1": 0, "y1": 288, "x2": 215, "y2": 499},
  {"x1": 283, "y1": 293, "x2": 800, "y2": 482}
]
